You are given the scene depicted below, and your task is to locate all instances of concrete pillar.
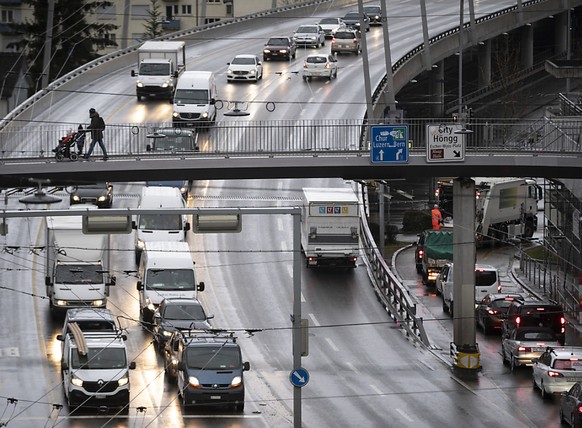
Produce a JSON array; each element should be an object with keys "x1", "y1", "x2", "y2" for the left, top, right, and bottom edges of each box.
[
  {"x1": 556, "y1": 11, "x2": 568, "y2": 55},
  {"x1": 430, "y1": 61, "x2": 445, "y2": 117},
  {"x1": 521, "y1": 25, "x2": 534, "y2": 69},
  {"x1": 452, "y1": 177, "x2": 479, "y2": 374},
  {"x1": 477, "y1": 40, "x2": 491, "y2": 89}
]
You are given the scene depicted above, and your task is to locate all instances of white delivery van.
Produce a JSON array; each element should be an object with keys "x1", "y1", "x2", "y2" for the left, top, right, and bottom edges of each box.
[
  {"x1": 172, "y1": 71, "x2": 217, "y2": 128},
  {"x1": 137, "y1": 241, "x2": 205, "y2": 324},
  {"x1": 133, "y1": 186, "x2": 190, "y2": 265}
]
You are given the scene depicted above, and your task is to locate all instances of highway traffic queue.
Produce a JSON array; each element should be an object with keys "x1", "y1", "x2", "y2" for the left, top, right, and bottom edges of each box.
[{"x1": 52, "y1": 185, "x2": 249, "y2": 414}]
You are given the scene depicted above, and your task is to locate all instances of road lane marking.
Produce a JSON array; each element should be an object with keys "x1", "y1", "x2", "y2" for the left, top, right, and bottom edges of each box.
[
  {"x1": 308, "y1": 313, "x2": 320, "y2": 326},
  {"x1": 325, "y1": 337, "x2": 339, "y2": 352}
]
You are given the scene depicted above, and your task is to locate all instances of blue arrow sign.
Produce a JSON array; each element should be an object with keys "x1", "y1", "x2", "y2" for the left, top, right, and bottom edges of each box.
[
  {"x1": 289, "y1": 367, "x2": 310, "y2": 388},
  {"x1": 370, "y1": 125, "x2": 409, "y2": 164}
]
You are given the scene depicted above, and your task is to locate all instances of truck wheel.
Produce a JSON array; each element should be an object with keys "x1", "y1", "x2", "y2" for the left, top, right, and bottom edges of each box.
[
  {"x1": 524, "y1": 221, "x2": 535, "y2": 238},
  {"x1": 137, "y1": 95, "x2": 142, "y2": 101}
]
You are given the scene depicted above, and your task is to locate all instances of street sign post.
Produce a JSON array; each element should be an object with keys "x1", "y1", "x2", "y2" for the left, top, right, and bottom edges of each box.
[
  {"x1": 370, "y1": 125, "x2": 408, "y2": 164},
  {"x1": 289, "y1": 367, "x2": 310, "y2": 388},
  {"x1": 426, "y1": 124, "x2": 465, "y2": 162}
]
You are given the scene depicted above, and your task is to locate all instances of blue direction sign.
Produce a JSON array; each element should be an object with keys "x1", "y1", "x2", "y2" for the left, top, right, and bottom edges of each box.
[
  {"x1": 370, "y1": 125, "x2": 409, "y2": 164},
  {"x1": 289, "y1": 367, "x2": 310, "y2": 388}
]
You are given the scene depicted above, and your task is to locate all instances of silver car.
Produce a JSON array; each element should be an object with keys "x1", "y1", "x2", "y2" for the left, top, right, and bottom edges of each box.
[
  {"x1": 293, "y1": 24, "x2": 326, "y2": 48},
  {"x1": 331, "y1": 30, "x2": 361, "y2": 55},
  {"x1": 302, "y1": 54, "x2": 338, "y2": 81},
  {"x1": 501, "y1": 327, "x2": 561, "y2": 372}
]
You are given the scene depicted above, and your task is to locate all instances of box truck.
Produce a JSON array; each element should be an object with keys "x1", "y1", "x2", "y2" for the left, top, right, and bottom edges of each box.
[
  {"x1": 131, "y1": 41, "x2": 186, "y2": 101},
  {"x1": 300, "y1": 187, "x2": 360, "y2": 268},
  {"x1": 45, "y1": 215, "x2": 115, "y2": 316}
]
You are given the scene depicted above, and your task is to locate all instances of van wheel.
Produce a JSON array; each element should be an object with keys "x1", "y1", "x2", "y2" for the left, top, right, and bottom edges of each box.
[
  {"x1": 449, "y1": 302, "x2": 454, "y2": 317},
  {"x1": 235, "y1": 402, "x2": 244, "y2": 412},
  {"x1": 442, "y1": 299, "x2": 448, "y2": 313}
]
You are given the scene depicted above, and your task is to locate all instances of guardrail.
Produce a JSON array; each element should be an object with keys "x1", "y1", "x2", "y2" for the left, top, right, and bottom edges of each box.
[
  {"x1": 359, "y1": 204, "x2": 430, "y2": 347},
  {"x1": 0, "y1": 117, "x2": 579, "y2": 160}
]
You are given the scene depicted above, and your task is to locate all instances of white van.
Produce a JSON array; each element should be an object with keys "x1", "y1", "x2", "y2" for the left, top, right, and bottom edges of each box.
[
  {"x1": 172, "y1": 71, "x2": 217, "y2": 128},
  {"x1": 133, "y1": 186, "x2": 190, "y2": 265},
  {"x1": 137, "y1": 241, "x2": 205, "y2": 324}
]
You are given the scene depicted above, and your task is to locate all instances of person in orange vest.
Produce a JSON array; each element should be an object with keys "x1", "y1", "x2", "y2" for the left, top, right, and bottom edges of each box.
[{"x1": 432, "y1": 204, "x2": 443, "y2": 230}]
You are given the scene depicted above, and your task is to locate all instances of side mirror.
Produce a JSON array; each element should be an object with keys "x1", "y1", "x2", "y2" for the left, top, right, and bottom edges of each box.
[
  {"x1": 129, "y1": 361, "x2": 137, "y2": 370},
  {"x1": 45, "y1": 276, "x2": 52, "y2": 286},
  {"x1": 146, "y1": 144, "x2": 152, "y2": 152},
  {"x1": 243, "y1": 361, "x2": 250, "y2": 371},
  {"x1": 137, "y1": 281, "x2": 143, "y2": 291},
  {"x1": 198, "y1": 281, "x2": 205, "y2": 292},
  {"x1": 207, "y1": 314, "x2": 214, "y2": 320},
  {"x1": 56, "y1": 334, "x2": 64, "y2": 341},
  {"x1": 121, "y1": 334, "x2": 128, "y2": 341},
  {"x1": 108, "y1": 275, "x2": 116, "y2": 286},
  {"x1": 184, "y1": 222, "x2": 191, "y2": 232},
  {"x1": 173, "y1": 71, "x2": 178, "y2": 78},
  {"x1": 132, "y1": 221, "x2": 137, "y2": 230},
  {"x1": 210, "y1": 99, "x2": 216, "y2": 105},
  {"x1": 131, "y1": 70, "x2": 136, "y2": 77},
  {"x1": 62, "y1": 362, "x2": 69, "y2": 371}
]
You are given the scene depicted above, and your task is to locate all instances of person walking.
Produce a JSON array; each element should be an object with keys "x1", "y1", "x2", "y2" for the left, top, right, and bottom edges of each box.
[
  {"x1": 84, "y1": 108, "x2": 108, "y2": 160},
  {"x1": 431, "y1": 204, "x2": 443, "y2": 230}
]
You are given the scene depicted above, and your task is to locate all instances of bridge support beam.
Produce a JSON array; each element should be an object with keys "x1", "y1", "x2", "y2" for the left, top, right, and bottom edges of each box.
[
  {"x1": 430, "y1": 61, "x2": 445, "y2": 117},
  {"x1": 521, "y1": 24, "x2": 534, "y2": 69},
  {"x1": 451, "y1": 177, "x2": 480, "y2": 376},
  {"x1": 478, "y1": 40, "x2": 491, "y2": 89}
]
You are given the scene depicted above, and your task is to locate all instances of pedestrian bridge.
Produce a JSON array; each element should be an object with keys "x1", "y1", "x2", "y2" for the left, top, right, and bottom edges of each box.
[{"x1": 0, "y1": 116, "x2": 580, "y2": 188}]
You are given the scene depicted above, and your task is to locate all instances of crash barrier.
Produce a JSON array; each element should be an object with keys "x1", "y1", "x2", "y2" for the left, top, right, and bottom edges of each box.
[
  {"x1": 359, "y1": 203, "x2": 430, "y2": 347},
  {"x1": 0, "y1": 117, "x2": 579, "y2": 160}
]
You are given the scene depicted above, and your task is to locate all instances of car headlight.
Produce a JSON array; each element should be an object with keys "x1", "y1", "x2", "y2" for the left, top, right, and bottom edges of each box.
[
  {"x1": 227, "y1": 68, "x2": 233, "y2": 74},
  {"x1": 230, "y1": 376, "x2": 242, "y2": 388},
  {"x1": 71, "y1": 374, "x2": 83, "y2": 387},
  {"x1": 280, "y1": 49, "x2": 288, "y2": 53},
  {"x1": 146, "y1": 297, "x2": 155, "y2": 312},
  {"x1": 55, "y1": 300, "x2": 67, "y2": 307},
  {"x1": 263, "y1": 49, "x2": 271, "y2": 53},
  {"x1": 72, "y1": 195, "x2": 81, "y2": 202},
  {"x1": 249, "y1": 69, "x2": 256, "y2": 75},
  {"x1": 162, "y1": 330, "x2": 172, "y2": 337},
  {"x1": 118, "y1": 376, "x2": 129, "y2": 387},
  {"x1": 98, "y1": 196, "x2": 106, "y2": 202},
  {"x1": 201, "y1": 112, "x2": 209, "y2": 119},
  {"x1": 137, "y1": 239, "x2": 145, "y2": 250},
  {"x1": 188, "y1": 376, "x2": 201, "y2": 388},
  {"x1": 172, "y1": 111, "x2": 180, "y2": 118},
  {"x1": 136, "y1": 80, "x2": 143, "y2": 88},
  {"x1": 92, "y1": 299, "x2": 104, "y2": 307},
  {"x1": 162, "y1": 81, "x2": 170, "y2": 88}
]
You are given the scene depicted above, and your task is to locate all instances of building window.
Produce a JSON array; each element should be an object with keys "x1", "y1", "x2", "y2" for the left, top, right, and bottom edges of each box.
[
  {"x1": 1, "y1": 10, "x2": 14, "y2": 23},
  {"x1": 207, "y1": 0, "x2": 221, "y2": 2},
  {"x1": 96, "y1": 5, "x2": 116, "y2": 21},
  {"x1": 131, "y1": 5, "x2": 149, "y2": 20},
  {"x1": 181, "y1": 5, "x2": 192, "y2": 15},
  {"x1": 226, "y1": 4, "x2": 232, "y2": 14},
  {"x1": 205, "y1": 18, "x2": 221, "y2": 24},
  {"x1": 173, "y1": 5, "x2": 179, "y2": 15}
]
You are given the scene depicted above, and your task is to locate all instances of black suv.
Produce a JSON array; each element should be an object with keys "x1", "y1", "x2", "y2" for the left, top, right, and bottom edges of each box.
[
  {"x1": 263, "y1": 36, "x2": 297, "y2": 61},
  {"x1": 502, "y1": 300, "x2": 566, "y2": 344}
]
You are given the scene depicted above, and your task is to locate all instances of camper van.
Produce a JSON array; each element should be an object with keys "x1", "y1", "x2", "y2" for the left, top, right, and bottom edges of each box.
[
  {"x1": 133, "y1": 186, "x2": 190, "y2": 265},
  {"x1": 172, "y1": 71, "x2": 217, "y2": 128}
]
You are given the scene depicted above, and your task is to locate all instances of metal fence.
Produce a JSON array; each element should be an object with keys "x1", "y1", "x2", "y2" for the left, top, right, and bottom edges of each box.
[{"x1": 1, "y1": 116, "x2": 581, "y2": 160}]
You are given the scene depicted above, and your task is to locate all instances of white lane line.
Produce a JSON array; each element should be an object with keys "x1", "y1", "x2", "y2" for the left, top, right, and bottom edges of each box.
[
  {"x1": 396, "y1": 409, "x2": 414, "y2": 422},
  {"x1": 346, "y1": 362, "x2": 359, "y2": 374},
  {"x1": 370, "y1": 384, "x2": 383, "y2": 395},
  {"x1": 301, "y1": 292, "x2": 306, "y2": 303},
  {"x1": 281, "y1": 240, "x2": 288, "y2": 252},
  {"x1": 325, "y1": 337, "x2": 339, "y2": 352},
  {"x1": 308, "y1": 313, "x2": 320, "y2": 326}
]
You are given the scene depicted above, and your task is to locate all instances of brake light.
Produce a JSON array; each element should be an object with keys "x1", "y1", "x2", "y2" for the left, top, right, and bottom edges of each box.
[
  {"x1": 577, "y1": 405, "x2": 582, "y2": 414},
  {"x1": 497, "y1": 279, "x2": 502, "y2": 293},
  {"x1": 516, "y1": 316, "x2": 521, "y2": 327},
  {"x1": 548, "y1": 371, "x2": 564, "y2": 378},
  {"x1": 487, "y1": 309, "x2": 499, "y2": 315},
  {"x1": 303, "y1": 62, "x2": 308, "y2": 69},
  {"x1": 518, "y1": 346, "x2": 531, "y2": 352},
  {"x1": 325, "y1": 63, "x2": 330, "y2": 69},
  {"x1": 561, "y1": 317, "x2": 566, "y2": 325}
]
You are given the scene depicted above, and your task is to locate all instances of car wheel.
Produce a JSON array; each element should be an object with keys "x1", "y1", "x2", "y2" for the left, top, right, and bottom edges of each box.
[
  {"x1": 449, "y1": 301, "x2": 454, "y2": 317},
  {"x1": 322, "y1": 40, "x2": 325, "y2": 47},
  {"x1": 510, "y1": 354, "x2": 518, "y2": 372},
  {"x1": 236, "y1": 402, "x2": 244, "y2": 412},
  {"x1": 333, "y1": 69, "x2": 337, "y2": 79},
  {"x1": 442, "y1": 299, "x2": 448, "y2": 313},
  {"x1": 532, "y1": 375, "x2": 538, "y2": 390},
  {"x1": 303, "y1": 76, "x2": 308, "y2": 82},
  {"x1": 501, "y1": 346, "x2": 508, "y2": 365},
  {"x1": 482, "y1": 318, "x2": 491, "y2": 335},
  {"x1": 328, "y1": 72, "x2": 333, "y2": 81},
  {"x1": 540, "y1": 382, "x2": 547, "y2": 399}
]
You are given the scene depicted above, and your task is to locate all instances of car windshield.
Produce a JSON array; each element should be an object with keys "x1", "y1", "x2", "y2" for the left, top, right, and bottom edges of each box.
[
  {"x1": 163, "y1": 304, "x2": 205, "y2": 320},
  {"x1": 138, "y1": 214, "x2": 182, "y2": 230},
  {"x1": 267, "y1": 38, "x2": 289, "y2": 46},
  {"x1": 232, "y1": 56, "x2": 256, "y2": 65},
  {"x1": 319, "y1": 18, "x2": 339, "y2": 25},
  {"x1": 56, "y1": 264, "x2": 104, "y2": 284},
  {"x1": 335, "y1": 32, "x2": 355, "y2": 40},
  {"x1": 146, "y1": 269, "x2": 195, "y2": 291},
  {"x1": 475, "y1": 271, "x2": 497, "y2": 286},
  {"x1": 554, "y1": 359, "x2": 582, "y2": 370},
  {"x1": 491, "y1": 300, "x2": 514, "y2": 310},
  {"x1": 72, "y1": 347, "x2": 127, "y2": 369},
  {"x1": 297, "y1": 26, "x2": 317, "y2": 33},
  {"x1": 185, "y1": 346, "x2": 241, "y2": 370},
  {"x1": 174, "y1": 89, "x2": 208, "y2": 104},
  {"x1": 306, "y1": 56, "x2": 327, "y2": 64},
  {"x1": 153, "y1": 136, "x2": 193, "y2": 151},
  {"x1": 364, "y1": 6, "x2": 381, "y2": 13},
  {"x1": 139, "y1": 63, "x2": 170, "y2": 76},
  {"x1": 344, "y1": 13, "x2": 359, "y2": 20},
  {"x1": 517, "y1": 331, "x2": 556, "y2": 341},
  {"x1": 68, "y1": 320, "x2": 116, "y2": 332}
]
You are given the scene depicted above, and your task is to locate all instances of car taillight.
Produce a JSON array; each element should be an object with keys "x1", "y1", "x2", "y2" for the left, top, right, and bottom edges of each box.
[
  {"x1": 497, "y1": 280, "x2": 502, "y2": 293},
  {"x1": 352, "y1": 37, "x2": 357, "y2": 42},
  {"x1": 548, "y1": 371, "x2": 564, "y2": 378},
  {"x1": 518, "y1": 346, "x2": 531, "y2": 352},
  {"x1": 516, "y1": 316, "x2": 521, "y2": 327},
  {"x1": 577, "y1": 405, "x2": 582, "y2": 414},
  {"x1": 303, "y1": 62, "x2": 308, "y2": 69},
  {"x1": 418, "y1": 250, "x2": 424, "y2": 257},
  {"x1": 325, "y1": 63, "x2": 330, "y2": 69},
  {"x1": 487, "y1": 309, "x2": 499, "y2": 315}
]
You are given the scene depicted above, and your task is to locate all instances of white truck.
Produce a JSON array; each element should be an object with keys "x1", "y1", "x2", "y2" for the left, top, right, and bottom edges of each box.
[
  {"x1": 475, "y1": 177, "x2": 541, "y2": 244},
  {"x1": 45, "y1": 215, "x2": 116, "y2": 316},
  {"x1": 131, "y1": 41, "x2": 186, "y2": 101},
  {"x1": 300, "y1": 187, "x2": 360, "y2": 268}
]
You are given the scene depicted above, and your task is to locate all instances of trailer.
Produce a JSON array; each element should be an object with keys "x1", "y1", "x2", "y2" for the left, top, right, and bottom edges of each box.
[
  {"x1": 418, "y1": 229, "x2": 453, "y2": 286},
  {"x1": 131, "y1": 41, "x2": 186, "y2": 101},
  {"x1": 300, "y1": 187, "x2": 360, "y2": 268},
  {"x1": 45, "y1": 214, "x2": 115, "y2": 316}
]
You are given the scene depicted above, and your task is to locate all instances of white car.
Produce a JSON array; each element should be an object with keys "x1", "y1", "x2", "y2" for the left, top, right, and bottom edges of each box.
[
  {"x1": 227, "y1": 54, "x2": 263, "y2": 82},
  {"x1": 318, "y1": 17, "x2": 346, "y2": 38},
  {"x1": 533, "y1": 347, "x2": 582, "y2": 399},
  {"x1": 501, "y1": 327, "x2": 561, "y2": 372},
  {"x1": 293, "y1": 24, "x2": 326, "y2": 48},
  {"x1": 302, "y1": 54, "x2": 338, "y2": 81}
]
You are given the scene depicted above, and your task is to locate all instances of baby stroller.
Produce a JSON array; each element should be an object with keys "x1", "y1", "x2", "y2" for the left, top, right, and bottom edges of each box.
[{"x1": 54, "y1": 130, "x2": 85, "y2": 162}]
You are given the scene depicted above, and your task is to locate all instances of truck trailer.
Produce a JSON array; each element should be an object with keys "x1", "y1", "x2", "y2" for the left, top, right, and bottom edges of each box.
[
  {"x1": 131, "y1": 41, "x2": 186, "y2": 101},
  {"x1": 418, "y1": 228, "x2": 453, "y2": 286},
  {"x1": 300, "y1": 187, "x2": 360, "y2": 268},
  {"x1": 45, "y1": 215, "x2": 115, "y2": 316}
]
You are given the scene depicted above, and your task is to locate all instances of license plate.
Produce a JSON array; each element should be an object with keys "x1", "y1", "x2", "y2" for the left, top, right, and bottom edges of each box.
[
  {"x1": 96, "y1": 394, "x2": 107, "y2": 399},
  {"x1": 567, "y1": 378, "x2": 581, "y2": 382},
  {"x1": 210, "y1": 395, "x2": 221, "y2": 400}
]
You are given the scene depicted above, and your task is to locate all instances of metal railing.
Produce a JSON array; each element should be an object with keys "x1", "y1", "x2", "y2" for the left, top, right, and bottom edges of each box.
[{"x1": 0, "y1": 117, "x2": 580, "y2": 161}]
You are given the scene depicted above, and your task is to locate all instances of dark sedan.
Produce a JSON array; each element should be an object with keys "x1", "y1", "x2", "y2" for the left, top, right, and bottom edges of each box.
[
  {"x1": 152, "y1": 297, "x2": 213, "y2": 350},
  {"x1": 69, "y1": 182, "x2": 113, "y2": 208},
  {"x1": 475, "y1": 293, "x2": 524, "y2": 334},
  {"x1": 561, "y1": 381, "x2": 582, "y2": 427}
]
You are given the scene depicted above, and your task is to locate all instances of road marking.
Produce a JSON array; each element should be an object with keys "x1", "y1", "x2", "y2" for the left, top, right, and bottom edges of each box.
[
  {"x1": 370, "y1": 384, "x2": 383, "y2": 395},
  {"x1": 346, "y1": 362, "x2": 359, "y2": 374},
  {"x1": 325, "y1": 337, "x2": 339, "y2": 352},
  {"x1": 308, "y1": 313, "x2": 320, "y2": 326},
  {"x1": 396, "y1": 408, "x2": 414, "y2": 422}
]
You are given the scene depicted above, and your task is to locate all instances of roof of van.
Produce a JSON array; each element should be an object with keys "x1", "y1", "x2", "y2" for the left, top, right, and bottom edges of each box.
[
  {"x1": 139, "y1": 186, "x2": 184, "y2": 207},
  {"x1": 143, "y1": 241, "x2": 193, "y2": 265}
]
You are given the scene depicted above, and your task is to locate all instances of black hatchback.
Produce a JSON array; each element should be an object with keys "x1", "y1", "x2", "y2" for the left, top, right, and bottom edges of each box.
[
  {"x1": 475, "y1": 293, "x2": 524, "y2": 334},
  {"x1": 502, "y1": 299, "x2": 566, "y2": 344}
]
